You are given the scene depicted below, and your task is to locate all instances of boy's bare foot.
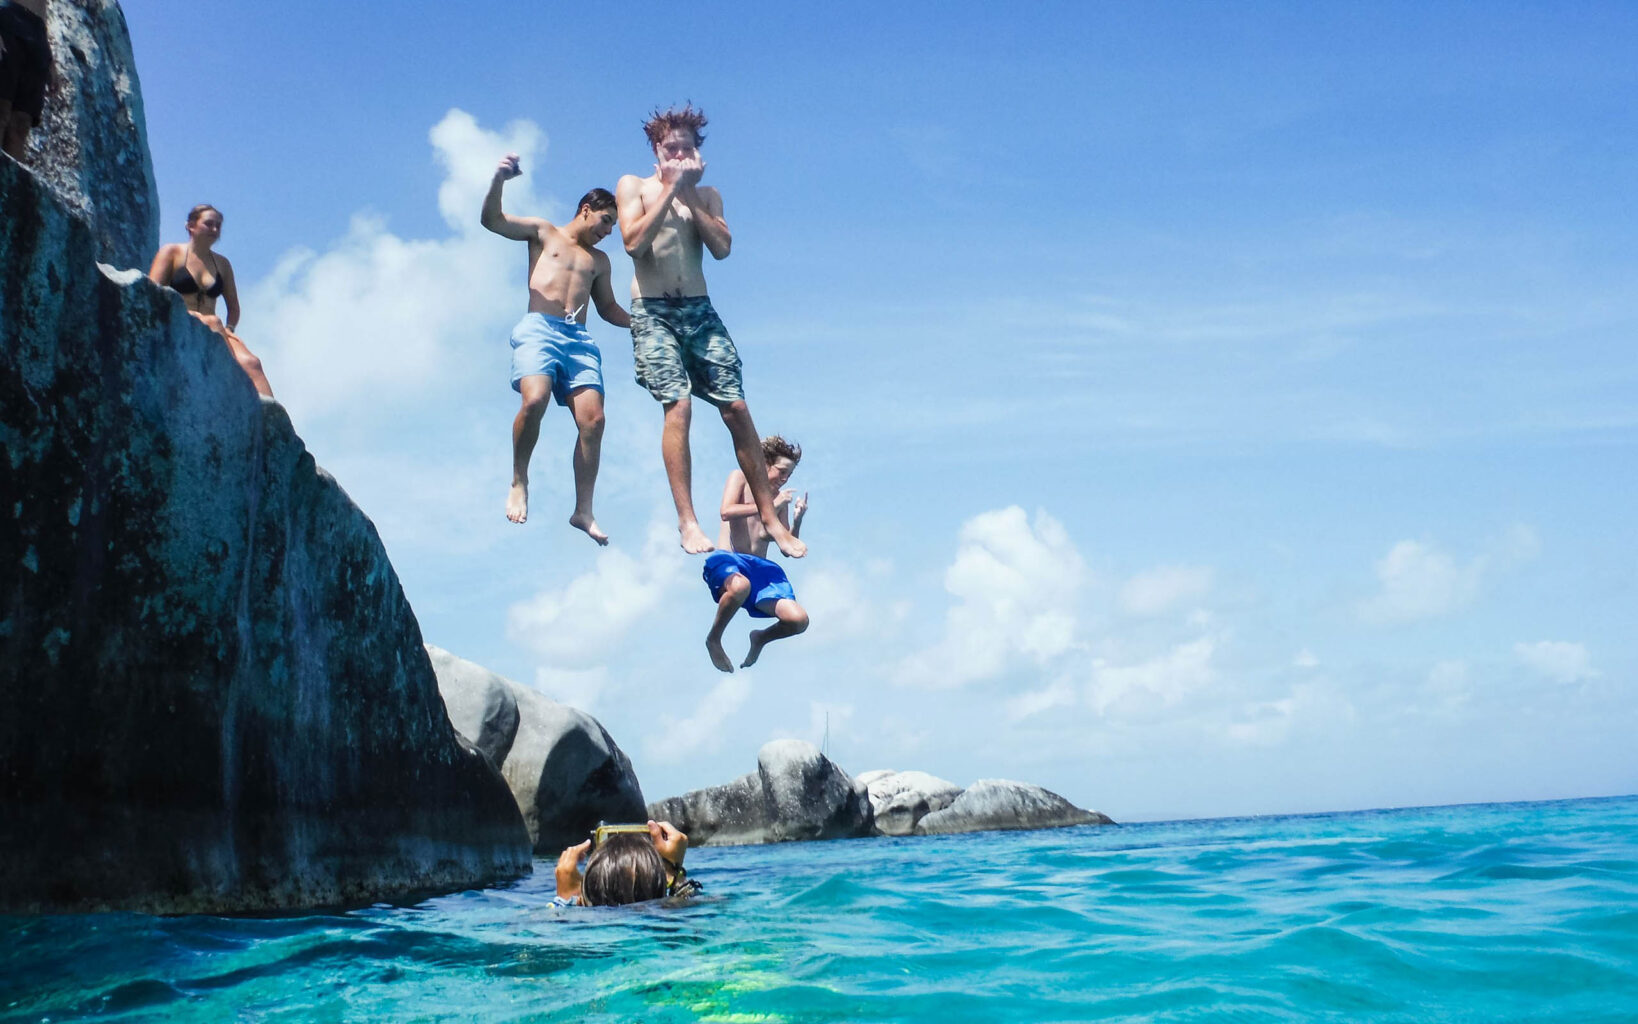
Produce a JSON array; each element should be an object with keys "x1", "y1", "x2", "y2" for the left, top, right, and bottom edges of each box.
[
  {"x1": 740, "y1": 628, "x2": 770, "y2": 669},
  {"x1": 506, "y1": 481, "x2": 529, "y2": 523},
  {"x1": 569, "y1": 512, "x2": 609, "y2": 546},
  {"x1": 769, "y1": 525, "x2": 806, "y2": 558},
  {"x1": 679, "y1": 521, "x2": 716, "y2": 554},
  {"x1": 706, "y1": 636, "x2": 735, "y2": 673}
]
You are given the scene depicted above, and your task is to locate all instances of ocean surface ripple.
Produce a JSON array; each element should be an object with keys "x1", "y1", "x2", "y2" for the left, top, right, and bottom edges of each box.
[{"x1": 5, "y1": 796, "x2": 1638, "y2": 1022}]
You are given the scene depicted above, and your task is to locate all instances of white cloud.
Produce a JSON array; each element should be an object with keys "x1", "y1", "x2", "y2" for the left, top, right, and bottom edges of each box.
[
  {"x1": 249, "y1": 110, "x2": 551, "y2": 427},
  {"x1": 1210, "y1": 682, "x2": 1354, "y2": 748},
  {"x1": 1359, "y1": 540, "x2": 1481, "y2": 623},
  {"x1": 798, "y1": 562, "x2": 902, "y2": 645},
  {"x1": 1293, "y1": 648, "x2": 1320, "y2": 669},
  {"x1": 895, "y1": 507, "x2": 1085, "y2": 688},
  {"x1": 648, "y1": 674, "x2": 753, "y2": 763},
  {"x1": 531, "y1": 666, "x2": 609, "y2": 713},
  {"x1": 1120, "y1": 565, "x2": 1214, "y2": 616},
  {"x1": 505, "y1": 521, "x2": 690, "y2": 669},
  {"x1": 1007, "y1": 679, "x2": 1078, "y2": 722},
  {"x1": 1089, "y1": 635, "x2": 1217, "y2": 716},
  {"x1": 1514, "y1": 641, "x2": 1597, "y2": 685},
  {"x1": 1359, "y1": 526, "x2": 1539, "y2": 625},
  {"x1": 806, "y1": 701, "x2": 855, "y2": 749}
]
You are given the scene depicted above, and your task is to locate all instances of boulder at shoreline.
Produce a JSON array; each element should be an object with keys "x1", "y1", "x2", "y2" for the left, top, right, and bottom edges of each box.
[
  {"x1": 648, "y1": 740, "x2": 873, "y2": 846},
  {"x1": 428, "y1": 646, "x2": 647, "y2": 854}
]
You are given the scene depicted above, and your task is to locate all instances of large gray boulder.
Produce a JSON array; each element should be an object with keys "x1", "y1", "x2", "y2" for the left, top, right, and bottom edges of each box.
[
  {"x1": 647, "y1": 740, "x2": 873, "y2": 846},
  {"x1": 0, "y1": 34, "x2": 530, "y2": 910},
  {"x1": 31, "y1": 0, "x2": 158, "y2": 268},
  {"x1": 915, "y1": 779, "x2": 1113, "y2": 835},
  {"x1": 861, "y1": 769, "x2": 964, "y2": 837},
  {"x1": 427, "y1": 646, "x2": 647, "y2": 855}
]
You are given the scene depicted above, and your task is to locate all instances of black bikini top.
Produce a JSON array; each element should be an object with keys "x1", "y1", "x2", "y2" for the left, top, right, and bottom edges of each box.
[{"x1": 172, "y1": 252, "x2": 224, "y2": 299}]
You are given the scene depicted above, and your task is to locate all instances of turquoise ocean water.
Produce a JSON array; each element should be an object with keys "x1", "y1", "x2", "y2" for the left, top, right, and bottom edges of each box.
[{"x1": 5, "y1": 795, "x2": 1638, "y2": 1022}]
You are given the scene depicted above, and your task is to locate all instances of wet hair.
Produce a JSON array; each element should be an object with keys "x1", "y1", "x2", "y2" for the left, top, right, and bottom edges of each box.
[
  {"x1": 581, "y1": 833, "x2": 668, "y2": 906},
  {"x1": 643, "y1": 103, "x2": 708, "y2": 149},
  {"x1": 762, "y1": 435, "x2": 801, "y2": 465},
  {"x1": 186, "y1": 204, "x2": 222, "y2": 226},
  {"x1": 577, "y1": 188, "x2": 616, "y2": 215}
]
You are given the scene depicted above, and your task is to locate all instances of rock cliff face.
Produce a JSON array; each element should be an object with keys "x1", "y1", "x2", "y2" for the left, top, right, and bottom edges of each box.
[
  {"x1": 0, "y1": 2, "x2": 531, "y2": 913},
  {"x1": 30, "y1": 0, "x2": 158, "y2": 269},
  {"x1": 428, "y1": 646, "x2": 647, "y2": 855}
]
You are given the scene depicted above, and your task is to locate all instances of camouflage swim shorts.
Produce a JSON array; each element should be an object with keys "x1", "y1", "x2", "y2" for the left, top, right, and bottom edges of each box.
[{"x1": 629, "y1": 295, "x2": 744, "y2": 407}]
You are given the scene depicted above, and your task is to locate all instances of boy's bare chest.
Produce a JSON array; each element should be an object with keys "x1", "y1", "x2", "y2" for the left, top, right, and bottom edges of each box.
[
  {"x1": 531, "y1": 240, "x2": 593, "y2": 277},
  {"x1": 645, "y1": 189, "x2": 696, "y2": 232}
]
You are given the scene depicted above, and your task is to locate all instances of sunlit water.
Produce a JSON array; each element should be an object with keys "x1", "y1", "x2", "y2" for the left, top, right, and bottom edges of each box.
[{"x1": 5, "y1": 796, "x2": 1638, "y2": 1022}]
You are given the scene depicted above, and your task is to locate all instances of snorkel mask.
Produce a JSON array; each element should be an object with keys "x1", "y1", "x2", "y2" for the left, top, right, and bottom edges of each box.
[{"x1": 589, "y1": 822, "x2": 651, "y2": 847}]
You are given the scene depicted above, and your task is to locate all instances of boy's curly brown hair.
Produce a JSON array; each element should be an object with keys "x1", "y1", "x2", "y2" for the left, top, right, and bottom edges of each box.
[
  {"x1": 761, "y1": 435, "x2": 801, "y2": 465},
  {"x1": 643, "y1": 103, "x2": 708, "y2": 149}
]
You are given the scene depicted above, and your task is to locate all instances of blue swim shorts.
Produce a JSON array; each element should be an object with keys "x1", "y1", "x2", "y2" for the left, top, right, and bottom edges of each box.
[
  {"x1": 509, "y1": 312, "x2": 604, "y2": 404},
  {"x1": 703, "y1": 551, "x2": 796, "y2": 619},
  {"x1": 629, "y1": 295, "x2": 744, "y2": 408}
]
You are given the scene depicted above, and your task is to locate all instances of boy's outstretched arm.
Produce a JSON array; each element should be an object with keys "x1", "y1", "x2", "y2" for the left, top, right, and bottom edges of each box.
[{"x1": 480, "y1": 154, "x2": 546, "y2": 241}]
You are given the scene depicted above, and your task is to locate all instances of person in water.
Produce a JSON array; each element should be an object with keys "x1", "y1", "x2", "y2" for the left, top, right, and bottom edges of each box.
[
  {"x1": 0, "y1": 0, "x2": 50, "y2": 163},
  {"x1": 553, "y1": 819, "x2": 696, "y2": 907},
  {"x1": 616, "y1": 104, "x2": 805, "y2": 559},
  {"x1": 482, "y1": 153, "x2": 630, "y2": 544},
  {"x1": 147, "y1": 204, "x2": 274, "y2": 398},
  {"x1": 703, "y1": 435, "x2": 809, "y2": 672}
]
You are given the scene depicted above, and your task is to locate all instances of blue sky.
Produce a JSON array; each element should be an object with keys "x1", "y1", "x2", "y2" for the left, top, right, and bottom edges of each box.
[{"x1": 128, "y1": 2, "x2": 1637, "y2": 821}]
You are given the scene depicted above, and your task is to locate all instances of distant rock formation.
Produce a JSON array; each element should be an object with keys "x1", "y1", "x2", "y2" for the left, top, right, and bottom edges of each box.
[
  {"x1": 916, "y1": 779, "x2": 1112, "y2": 834},
  {"x1": 652, "y1": 749, "x2": 1111, "y2": 846},
  {"x1": 427, "y1": 646, "x2": 647, "y2": 854},
  {"x1": 858, "y1": 769, "x2": 964, "y2": 836},
  {"x1": 648, "y1": 740, "x2": 873, "y2": 846},
  {"x1": 0, "y1": 1, "x2": 530, "y2": 914}
]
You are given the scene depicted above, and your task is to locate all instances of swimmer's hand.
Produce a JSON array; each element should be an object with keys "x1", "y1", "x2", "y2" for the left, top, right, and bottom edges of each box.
[
  {"x1": 497, "y1": 153, "x2": 522, "y2": 180},
  {"x1": 774, "y1": 489, "x2": 796, "y2": 510},
  {"x1": 648, "y1": 820, "x2": 688, "y2": 865},
  {"x1": 792, "y1": 492, "x2": 808, "y2": 518},
  {"x1": 554, "y1": 839, "x2": 591, "y2": 901}
]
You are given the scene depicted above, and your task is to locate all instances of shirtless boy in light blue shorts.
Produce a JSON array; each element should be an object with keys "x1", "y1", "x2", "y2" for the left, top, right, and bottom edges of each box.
[{"x1": 482, "y1": 153, "x2": 631, "y2": 544}]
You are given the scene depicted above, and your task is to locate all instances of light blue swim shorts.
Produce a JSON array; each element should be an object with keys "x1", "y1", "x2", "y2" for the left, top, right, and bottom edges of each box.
[{"x1": 509, "y1": 312, "x2": 604, "y2": 404}]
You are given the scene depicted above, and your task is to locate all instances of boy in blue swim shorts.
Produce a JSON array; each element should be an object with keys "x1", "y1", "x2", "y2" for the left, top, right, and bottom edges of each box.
[
  {"x1": 703, "y1": 436, "x2": 810, "y2": 671},
  {"x1": 483, "y1": 153, "x2": 630, "y2": 544}
]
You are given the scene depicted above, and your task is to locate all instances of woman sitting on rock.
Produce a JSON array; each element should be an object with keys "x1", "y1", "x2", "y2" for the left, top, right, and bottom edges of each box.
[
  {"x1": 147, "y1": 203, "x2": 274, "y2": 397},
  {"x1": 554, "y1": 819, "x2": 699, "y2": 907}
]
